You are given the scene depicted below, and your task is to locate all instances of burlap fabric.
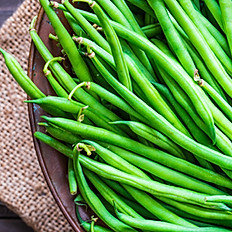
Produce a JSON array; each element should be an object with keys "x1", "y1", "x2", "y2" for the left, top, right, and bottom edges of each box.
[{"x1": 0, "y1": 0, "x2": 74, "y2": 231}]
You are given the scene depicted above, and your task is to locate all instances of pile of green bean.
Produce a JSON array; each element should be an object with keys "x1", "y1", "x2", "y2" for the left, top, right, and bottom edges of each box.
[{"x1": 2, "y1": 0, "x2": 232, "y2": 230}]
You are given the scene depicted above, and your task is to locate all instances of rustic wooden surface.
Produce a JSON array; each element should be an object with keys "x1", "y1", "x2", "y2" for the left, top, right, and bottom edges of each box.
[{"x1": 0, "y1": 0, "x2": 34, "y2": 231}]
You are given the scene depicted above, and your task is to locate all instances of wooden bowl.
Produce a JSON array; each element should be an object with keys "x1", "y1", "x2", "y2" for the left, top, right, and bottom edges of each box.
[{"x1": 27, "y1": 4, "x2": 90, "y2": 232}]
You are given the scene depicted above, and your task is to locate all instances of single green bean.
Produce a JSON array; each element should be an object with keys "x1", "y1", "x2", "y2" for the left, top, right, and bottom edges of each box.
[
  {"x1": 0, "y1": 48, "x2": 44, "y2": 99},
  {"x1": 164, "y1": 204, "x2": 232, "y2": 229},
  {"x1": 68, "y1": 158, "x2": 77, "y2": 195}
]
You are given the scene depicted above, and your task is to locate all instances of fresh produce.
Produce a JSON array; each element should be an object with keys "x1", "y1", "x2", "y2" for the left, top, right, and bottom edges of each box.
[{"x1": 2, "y1": 0, "x2": 232, "y2": 231}]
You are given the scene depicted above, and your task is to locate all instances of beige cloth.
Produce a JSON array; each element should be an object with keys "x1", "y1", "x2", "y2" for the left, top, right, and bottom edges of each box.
[{"x1": 0, "y1": 0, "x2": 74, "y2": 231}]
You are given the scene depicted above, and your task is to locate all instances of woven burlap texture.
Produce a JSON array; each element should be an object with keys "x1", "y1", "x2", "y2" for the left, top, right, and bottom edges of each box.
[{"x1": 0, "y1": 0, "x2": 74, "y2": 231}]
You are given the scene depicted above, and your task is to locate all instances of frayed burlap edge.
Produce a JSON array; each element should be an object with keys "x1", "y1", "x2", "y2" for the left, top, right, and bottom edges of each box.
[{"x1": 0, "y1": 0, "x2": 73, "y2": 231}]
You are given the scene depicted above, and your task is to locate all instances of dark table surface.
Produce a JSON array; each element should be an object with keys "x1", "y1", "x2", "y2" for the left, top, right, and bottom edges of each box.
[{"x1": 0, "y1": 0, "x2": 35, "y2": 231}]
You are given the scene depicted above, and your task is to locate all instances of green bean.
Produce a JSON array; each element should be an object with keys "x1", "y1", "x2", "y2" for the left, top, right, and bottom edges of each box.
[
  {"x1": 182, "y1": 39, "x2": 227, "y2": 99},
  {"x1": 142, "y1": 23, "x2": 163, "y2": 38},
  {"x1": 64, "y1": 11, "x2": 87, "y2": 38},
  {"x1": 201, "y1": 91, "x2": 232, "y2": 142},
  {"x1": 158, "y1": 197, "x2": 232, "y2": 220},
  {"x1": 125, "y1": 0, "x2": 154, "y2": 16},
  {"x1": 79, "y1": 155, "x2": 231, "y2": 208},
  {"x1": 122, "y1": 186, "x2": 195, "y2": 227},
  {"x1": 84, "y1": 169, "x2": 143, "y2": 218},
  {"x1": 76, "y1": 207, "x2": 113, "y2": 232},
  {"x1": 164, "y1": 204, "x2": 232, "y2": 229},
  {"x1": 104, "y1": 144, "x2": 225, "y2": 195},
  {"x1": 68, "y1": 158, "x2": 77, "y2": 195},
  {"x1": 115, "y1": 211, "x2": 230, "y2": 231},
  {"x1": 27, "y1": 97, "x2": 129, "y2": 136},
  {"x1": 41, "y1": 116, "x2": 232, "y2": 186},
  {"x1": 73, "y1": 148, "x2": 138, "y2": 232},
  {"x1": 195, "y1": 11, "x2": 230, "y2": 56},
  {"x1": 125, "y1": 55, "x2": 190, "y2": 136},
  {"x1": 203, "y1": 0, "x2": 223, "y2": 30},
  {"x1": 40, "y1": 0, "x2": 92, "y2": 82},
  {"x1": 163, "y1": 0, "x2": 232, "y2": 97},
  {"x1": 0, "y1": 48, "x2": 44, "y2": 99},
  {"x1": 219, "y1": 0, "x2": 232, "y2": 56},
  {"x1": 33, "y1": 132, "x2": 225, "y2": 226},
  {"x1": 86, "y1": 82, "x2": 144, "y2": 122},
  {"x1": 110, "y1": 121, "x2": 186, "y2": 159},
  {"x1": 84, "y1": 58, "x2": 116, "y2": 95},
  {"x1": 62, "y1": 0, "x2": 110, "y2": 54},
  {"x1": 112, "y1": 0, "x2": 143, "y2": 35},
  {"x1": 87, "y1": 0, "x2": 132, "y2": 89},
  {"x1": 93, "y1": 142, "x2": 196, "y2": 225},
  {"x1": 0, "y1": 48, "x2": 70, "y2": 118},
  {"x1": 95, "y1": 0, "x2": 131, "y2": 28},
  {"x1": 74, "y1": 36, "x2": 114, "y2": 68},
  {"x1": 29, "y1": 23, "x2": 121, "y2": 122},
  {"x1": 82, "y1": 140, "x2": 149, "y2": 179},
  {"x1": 77, "y1": 36, "x2": 184, "y2": 131},
  {"x1": 119, "y1": 195, "x2": 156, "y2": 219},
  {"x1": 41, "y1": 123, "x2": 81, "y2": 144},
  {"x1": 100, "y1": 178, "x2": 133, "y2": 201},
  {"x1": 98, "y1": 0, "x2": 156, "y2": 75},
  {"x1": 148, "y1": 0, "x2": 195, "y2": 77},
  {"x1": 43, "y1": 57, "x2": 69, "y2": 98},
  {"x1": 78, "y1": 9, "x2": 216, "y2": 141},
  {"x1": 158, "y1": 68, "x2": 232, "y2": 156},
  {"x1": 89, "y1": 56, "x2": 232, "y2": 167},
  {"x1": 178, "y1": 0, "x2": 232, "y2": 76},
  {"x1": 49, "y1": 1, "x2": 67, "y2": 11},
  {"x1": 206, "y1": 196, "x2": 232, "y2": 204},
  {"x1": 195, "y1": 78, "x2": 232, "y2": 122},
  {"x1": 151, "y1": 82, "x2": 212, "y2": 147}
]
